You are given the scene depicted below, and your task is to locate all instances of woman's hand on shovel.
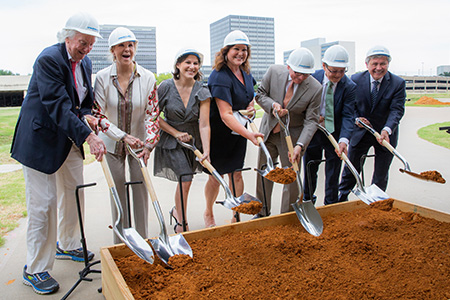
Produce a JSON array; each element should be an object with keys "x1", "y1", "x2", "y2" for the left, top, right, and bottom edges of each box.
[
  {"x1": 137, "y1": 147, "x2": 151, "y2": 165},
  {"x1": 289, "y1": 144, "x2": 303, "y2": 165}
]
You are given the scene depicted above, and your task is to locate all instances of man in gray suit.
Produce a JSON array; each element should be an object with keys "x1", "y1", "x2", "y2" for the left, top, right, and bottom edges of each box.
[{"x1": 255, "y1": 47, "x2": 322, "y2": 217}]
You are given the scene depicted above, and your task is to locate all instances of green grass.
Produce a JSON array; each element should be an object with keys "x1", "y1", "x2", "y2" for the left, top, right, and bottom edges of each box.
[
  {"x1": 0, "y1": 170, "x2": 26, "y2": 247},
  {"x1": 417, "y1": 122, "x2": 450, "y2": 149},
  {"x1": 406, "y1": 93, "x2": 450, "y2": 106},
  {"x1": 0, "y1": 107, "x2": 20, "y2": 164}
]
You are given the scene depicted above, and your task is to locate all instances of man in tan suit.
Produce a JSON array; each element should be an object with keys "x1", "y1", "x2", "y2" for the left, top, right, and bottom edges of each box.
[{"x1": 255, "y1": 47, "x2": 322, "y2": 217}]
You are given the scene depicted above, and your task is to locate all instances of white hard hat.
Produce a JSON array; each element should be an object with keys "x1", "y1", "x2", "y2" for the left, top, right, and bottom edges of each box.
[
  {"x1": 322, "y1": 45, "x2": 349, "y2": 68},
  {"x1": 63, "y1": 12, "x2": 102, "y2": 38},
  {"x1": 174, "y1": 48, "x2": 204, "y2": 69},
  {"x1": 223, "y1": 30, "x2": 251, "y2": 47},
  {"x1": 366, "y1": 45, "x2": 391, "y2": 62},
  {"x1": 108, "y1": 27, "x2": 137, "y2": 48},
  {"x1": 286, "y1": 47, "x2": 315, "y2": 74}
]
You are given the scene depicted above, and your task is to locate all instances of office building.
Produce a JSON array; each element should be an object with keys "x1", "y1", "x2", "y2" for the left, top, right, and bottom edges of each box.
[
  {"x1": 210, "y1": 15, "x2": 275, "y2": 82},
  {"x1": 88, "y1": 25, "x2": 157, "y2": 74},
  {"x1": 437, "y1": 65, "x2": 450, "y2": 76},
  {"x1": 283, "y1": 38, "x2": 356, "y2": 75}
]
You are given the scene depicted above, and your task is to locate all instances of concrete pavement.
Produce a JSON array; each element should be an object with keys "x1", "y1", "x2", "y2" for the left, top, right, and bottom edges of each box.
[{"x1": 0, "y1": 106, "x2": 449, "y2": 299}]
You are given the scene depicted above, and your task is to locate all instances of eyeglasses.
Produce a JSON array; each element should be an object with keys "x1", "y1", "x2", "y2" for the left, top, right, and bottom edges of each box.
[{"x1": 326, "y1": 65, "x2": 347, "y2": 75}]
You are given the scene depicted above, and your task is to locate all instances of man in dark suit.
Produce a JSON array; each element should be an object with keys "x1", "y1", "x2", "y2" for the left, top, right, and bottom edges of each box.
[
  {"x1": 303, "y1": 45, "x2": 356, "y2": 205},
  {"x1": 10, "y1": 12, "x2": 106, "y2": 295},
  {"x1": 255, "y1": 47, "x2": 322, "y2": 217},
  {"x1": 338, "y1": 45, "x2": 406, "y2": 202}
]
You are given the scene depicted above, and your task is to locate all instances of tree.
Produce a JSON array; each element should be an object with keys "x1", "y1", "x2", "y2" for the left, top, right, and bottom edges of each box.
[
  {"x1": 439, "y1": 72, "x2": 450, "y2": 77},
  {"x1": 0, "y1": 69, "x2": 19, "y2": 75},
  {"x1": 155, "y1": 72, "x2": 172, "y2": 85}
]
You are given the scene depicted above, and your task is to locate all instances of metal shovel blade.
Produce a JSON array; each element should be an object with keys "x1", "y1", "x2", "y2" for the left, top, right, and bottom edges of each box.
[
  {"x1": 109, "y1": 186, "x2": 155, "y2": 264},
  {"x1": 119, "y1": 227, "x2": 155, "y2": 263},
  {"x1": 126, "y1": 144, "x2": 193, "y2": 265},
  {"x1": 352, "y1": 184, "x2": 390, "y2": 205},
  {"x1": 291, "y1": 200, "x2": 323, "y2": 236},
  {"x1": 216, "y1": 192, "x2": 260, "y2": 210}
]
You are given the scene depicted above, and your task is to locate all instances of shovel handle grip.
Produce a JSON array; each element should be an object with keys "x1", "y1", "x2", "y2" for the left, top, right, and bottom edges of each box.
[
  {"x1": 285, "y1": 136, "x2": 299, "y2": 173},
  {"x1": 372, "y1": 131, "x2": 396, "y2": 154},
  {"x1": 193, "y1": 149, "x2": 217, "y2": 173},
  {"x1": 249, "y1": 122, "x2": 264, "y2": 144}
]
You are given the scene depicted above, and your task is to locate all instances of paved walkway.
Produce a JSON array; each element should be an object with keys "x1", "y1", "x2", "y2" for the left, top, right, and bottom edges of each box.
[{"x1": 0, "y1": 106, "x2": 449, "y2": 299}]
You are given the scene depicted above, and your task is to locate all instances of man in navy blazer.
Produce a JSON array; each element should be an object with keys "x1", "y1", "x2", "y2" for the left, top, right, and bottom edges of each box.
[
  {"x1": 303, "y1": 45, "x2": 356, "y2": 205},
  {"x1": 338, "y1": 45, "x2": 406, "y2": 202},
  {"x1": 10, "y1": 12, "x2": 106, "y2": 295}
]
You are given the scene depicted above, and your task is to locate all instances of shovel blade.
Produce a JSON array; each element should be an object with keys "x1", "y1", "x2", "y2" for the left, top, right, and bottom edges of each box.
[
  {"x1": 291, "y1": 200, "x2": 323, "y2": 236},
  {"x1": 352, "y1": 184, "x2": 389, "y2": 205},
  {"x1": 122, "y1": 228, "x2": 155, "y2": 264},
  {"x1": 149, "y1": 234, "x2": 193, "y2": 266},
  {"x1": 217, "y1": 192, "x2": 261, "y2": 210},
  {"x1": 168, "y1": 234, "x2": 193, "y2": 257}
]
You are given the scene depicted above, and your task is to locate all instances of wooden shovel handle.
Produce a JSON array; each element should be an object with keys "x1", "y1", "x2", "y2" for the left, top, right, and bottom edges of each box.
[
  {"x1": 372, "y1": 131, "x2": 396, "y2": 154},
  {"x1": 285, "y1": 136, "x2": 299, "y2": 173},
  {"x1": 249, "y1": 121, "x2": 264, "y2": 144},
  {"x1": 139, "y1": 163, "x2": 159, "y2": 204},
  {"x1": 326, "y1": 131, "x2": 350, "y2": 162},
  {"x1": 99, "y1": 158, "x2": 115, "y2": 189},
  {"x1": 193, "y1": 149, "x2": 217, "y2": 174}
]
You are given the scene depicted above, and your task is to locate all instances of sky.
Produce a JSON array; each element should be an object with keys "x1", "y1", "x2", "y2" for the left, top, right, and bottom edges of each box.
[{"x1": 1, "y1": 0, "x2": 449, "y2": 76}]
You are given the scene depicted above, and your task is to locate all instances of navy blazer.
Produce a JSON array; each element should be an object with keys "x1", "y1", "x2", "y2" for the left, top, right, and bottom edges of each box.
[
  {"x1": 11, "y1": 43, "x2": 93, "y2": 174},
  {"x1": 350, "y1": 70, "x2": 406, "y2": 147},
  {"x1": 311, "y1": 69, "x2": 356, "y2": 141}
]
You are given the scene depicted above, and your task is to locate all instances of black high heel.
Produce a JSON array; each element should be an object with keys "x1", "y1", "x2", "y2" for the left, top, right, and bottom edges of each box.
[{"x1": 169, "y1": 206, "x2": 186, "y2": 233}]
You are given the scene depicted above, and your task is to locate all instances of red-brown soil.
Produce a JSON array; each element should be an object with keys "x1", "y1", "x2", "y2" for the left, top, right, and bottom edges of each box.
[
  {"x1": 232, "y1": 200, "x2": 263, "y2": 215},
  {"x1": 114, "y1": 199, "x2": 450, "y2": 299},
  {"x1": 415, "y1": 96, "x2": 450, "y2": 105},
  {"x1": 265, "y1": 167, "x2": 297, "y2": 184}
]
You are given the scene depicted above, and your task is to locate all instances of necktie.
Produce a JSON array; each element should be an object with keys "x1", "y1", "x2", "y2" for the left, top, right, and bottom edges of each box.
[
  {"x1": 371, "y1": 80, "x2": 379, "y2": 109},
  {"x1": 273, "y1": 81, "x2": 294, "y2": 133},
  {"x1": 71, "y1": 61, "x2": 78, "y2": 89},
  {"x1": 324, "y1": 81, "x2": 334, "y2": 133},
  {"x1": 283, "y1": 81, "x2": 294, "y2": 108}
]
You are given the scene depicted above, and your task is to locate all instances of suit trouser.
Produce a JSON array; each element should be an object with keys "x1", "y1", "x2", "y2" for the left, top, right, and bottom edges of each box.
[
  {"x1": 24, "y1": 144, "x2": 83, "y2": 274},
  {"x1": 303, "y1": 132, "x2": 343, "y2": 205},
  {"x1": 105, "y1": 152, "x2": 148, "y2": 244},
  {"x1": 255, "y1": 132, "x2": 299, "y2": 216},
  {"x1": 338, "y1": 133, "x2": 394, "y2": 202}
]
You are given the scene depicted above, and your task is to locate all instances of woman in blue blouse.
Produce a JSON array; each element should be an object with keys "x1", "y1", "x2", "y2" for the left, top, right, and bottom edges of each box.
[{"x1": 204, "y1": 30, "x2": 263, "y2": 227}]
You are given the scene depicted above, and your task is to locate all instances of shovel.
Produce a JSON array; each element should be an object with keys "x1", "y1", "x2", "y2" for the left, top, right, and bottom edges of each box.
[
  {"x1": 355, "y1": 118, "x2": 446, "y2": 184},
  {"x1": 317, "y1": 124, "x2": 389, "y2": 205},
  {"x1": 239, "y1": 110, "x2": 296, "y2": 184},
  {"x1": 177, "y1": 137, "x2": 262, "y2": 213},
  {"x1": 276, "y1": 112, "x2": 323, "y2": 236},
  {"x1": 83, "y1": 119, "x2": 155, "y2": 264},
  {"x1": 127, "y1": 145, "x2": 193, "y2": 265}
]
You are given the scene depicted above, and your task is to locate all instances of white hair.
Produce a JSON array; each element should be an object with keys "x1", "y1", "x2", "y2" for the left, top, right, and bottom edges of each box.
[{"x1": 56, "y1": 29, "x2": 78, "y2": 43}]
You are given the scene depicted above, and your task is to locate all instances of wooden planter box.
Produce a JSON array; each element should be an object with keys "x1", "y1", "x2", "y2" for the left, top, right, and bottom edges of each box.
[{"x1": 100, "y1": 200, "x2": 450, "y2": 300}]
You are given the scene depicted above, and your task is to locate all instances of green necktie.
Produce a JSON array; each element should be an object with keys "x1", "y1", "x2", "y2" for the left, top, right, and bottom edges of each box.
[{"x1": 325, "y1": 81, "x2": 334, "y2": 133}]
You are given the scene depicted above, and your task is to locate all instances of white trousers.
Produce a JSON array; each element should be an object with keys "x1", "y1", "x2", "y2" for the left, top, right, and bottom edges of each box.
[{"x1": 24, "y1": 145, "x2": 84, "y2": 274}]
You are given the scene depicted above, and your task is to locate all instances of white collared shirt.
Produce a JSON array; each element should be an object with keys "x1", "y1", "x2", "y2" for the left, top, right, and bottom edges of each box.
[{"x1": 67, "y1": 51, "x2": 88, "y2": 103}]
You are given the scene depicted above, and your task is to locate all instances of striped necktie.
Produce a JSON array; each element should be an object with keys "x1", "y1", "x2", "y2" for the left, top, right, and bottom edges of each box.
[{"x1": 371, "y1": 80, "x2": 379, "y2": 109}]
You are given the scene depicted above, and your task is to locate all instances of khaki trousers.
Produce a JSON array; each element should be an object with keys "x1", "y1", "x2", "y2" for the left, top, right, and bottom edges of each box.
[{"x1": 24, "y1": 145, "x2": 83, "y2": 274}]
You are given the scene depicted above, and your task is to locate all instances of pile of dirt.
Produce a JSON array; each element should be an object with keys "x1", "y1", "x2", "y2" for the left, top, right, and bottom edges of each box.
[
  {"x1": 232, "y1": 200, "x2": 263, "y2": 215},
  {"x1": 415, "y1": 96, "x2": 450, "y2": 105},
  {"x1": 265, "y1": 167, "x2": 296, "y2": 184},
  {"x1": 419, "y1": 170, "x2": 446, "y2": 183},
  {"x1": 113, "y1": 199, "x2": 450, "y2": 299}
]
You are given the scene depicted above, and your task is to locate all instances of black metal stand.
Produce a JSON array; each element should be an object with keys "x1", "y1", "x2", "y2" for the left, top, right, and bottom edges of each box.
[
  {"x1": 230, "y1": 167, "x2": 252, "y2": 222},
  {"x1": 360, "y1": 154, "x2": 376, "y2": 186},
  {"x1": 124, "y1": 181, "x2": 143, "y2": 227},
  {"x1": 177, "y1": 172, "x2": 196, "y2": 232},
  {"x1": 306, "y1": 159, "x2": 326, "y2": 205},
  {"x1": 439, "y1": 126, "x2": 450, "y2": 134},
  {"x1": 61, "y1": 183, "x2": 101, "y2": 300}
]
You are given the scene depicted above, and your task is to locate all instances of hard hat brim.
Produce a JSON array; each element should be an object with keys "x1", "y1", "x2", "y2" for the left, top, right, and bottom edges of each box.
[{"x1": 65, "y1": 26, "x2": 102, "y2": 38}]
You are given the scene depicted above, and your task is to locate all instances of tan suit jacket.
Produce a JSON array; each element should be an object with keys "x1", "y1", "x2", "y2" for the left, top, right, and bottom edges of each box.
[{"x1": 256, "y1": 64, "x2": 322, "y2": 150}]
